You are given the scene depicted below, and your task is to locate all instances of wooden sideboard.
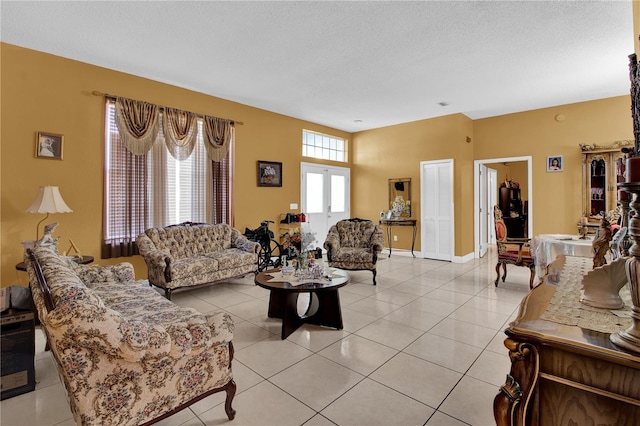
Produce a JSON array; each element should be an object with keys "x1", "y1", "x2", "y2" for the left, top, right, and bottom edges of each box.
[{"x1": 494, "y1": 256, "x2": 640, "y2": 426}]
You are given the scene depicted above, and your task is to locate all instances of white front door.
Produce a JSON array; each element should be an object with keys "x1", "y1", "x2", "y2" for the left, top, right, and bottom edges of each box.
[
  {"x1": 301, "y1": 162, "x2": 350, "y2": 249},
  {"x1": 420, "y1": 159, "x2": 454, "y2": 261}
]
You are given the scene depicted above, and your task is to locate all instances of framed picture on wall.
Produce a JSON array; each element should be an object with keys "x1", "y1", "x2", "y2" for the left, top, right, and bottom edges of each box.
[
  {"x1": 547, "y1": 155, "x2": 563, "y2": 172},
  {"x1": 257, "y1": 160, "x2": 282, "y2": 187},
  {"x1": 35, "y1": 131, "x2": 64, "y2": 160}
]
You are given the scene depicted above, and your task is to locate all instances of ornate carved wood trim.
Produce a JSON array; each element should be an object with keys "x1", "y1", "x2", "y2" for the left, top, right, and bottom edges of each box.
[
  {"x1": 494, "y1": 338, "x2": 539, "y2": 426},
  {"x1": 579, "y1": 140, "x2": 633, "y2": 153}
]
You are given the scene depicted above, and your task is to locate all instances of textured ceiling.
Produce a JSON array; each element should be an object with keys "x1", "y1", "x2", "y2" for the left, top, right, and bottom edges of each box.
[{"x1": 1, "y1": 1, "x2": 634, "y2": 132}]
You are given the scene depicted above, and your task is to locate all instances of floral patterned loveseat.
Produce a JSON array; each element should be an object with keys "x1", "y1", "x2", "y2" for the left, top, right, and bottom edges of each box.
[
  {"x1": 137, "y1": 222, "x2": 259, "y2": 299},
  {"x1": 323, "y1": 218, "x2": 385, "y2": 285},
  {"x1": 26, "y1": 247, "x2": 236, "y2": 426}
]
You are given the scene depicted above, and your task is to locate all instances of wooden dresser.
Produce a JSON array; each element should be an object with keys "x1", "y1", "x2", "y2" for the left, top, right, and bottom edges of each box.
[{"x1": 494, "y1": 256, "x2": 640, "y2": 426}]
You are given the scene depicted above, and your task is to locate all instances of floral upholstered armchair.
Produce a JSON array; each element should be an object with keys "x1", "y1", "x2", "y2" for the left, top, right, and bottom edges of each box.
[{"x1": 323, "y1": 218, "x2": 385, "y2": 284}]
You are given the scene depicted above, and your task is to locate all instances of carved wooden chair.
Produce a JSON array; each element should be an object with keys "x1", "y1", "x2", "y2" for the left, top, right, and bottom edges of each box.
[{"x1": 494, "y1": 205, "x2": 535, "y2": 289}]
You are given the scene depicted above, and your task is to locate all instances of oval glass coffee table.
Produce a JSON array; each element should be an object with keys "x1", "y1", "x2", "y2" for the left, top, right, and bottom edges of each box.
[{"x1": 254, "y1": 268, "x2": 350, "y2": 339}]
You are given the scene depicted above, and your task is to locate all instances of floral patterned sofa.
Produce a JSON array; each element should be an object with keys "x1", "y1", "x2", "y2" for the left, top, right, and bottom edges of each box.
[
  {"x1": 137, "y1": 222, "x2": 259, "y2": 299},
  {"x1": 323, "y1": 218, "x2": 385, "y2": 284},
  {"x1": 26, "y1": 246, "x2": 236, "y2": 426}
]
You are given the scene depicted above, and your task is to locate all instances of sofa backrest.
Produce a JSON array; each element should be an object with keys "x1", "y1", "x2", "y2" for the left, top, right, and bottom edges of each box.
[
  {"x1": 27, "y1": 246, "x2": 172, "y2": 361},
  {"x1": 142, "y1": 223, "x2": 234, "y2": 258},
  {"x1": 27, "y1": 247, "x2": 107, "y2": 326},
  {"x1": 336, "y1": 219, "x2": 379, "y2": 248}
]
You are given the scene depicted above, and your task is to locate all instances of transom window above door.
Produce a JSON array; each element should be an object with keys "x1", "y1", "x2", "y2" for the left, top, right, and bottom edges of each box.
[{"x1": 302, "y1": 130, "x2": 346, "y2": 162}]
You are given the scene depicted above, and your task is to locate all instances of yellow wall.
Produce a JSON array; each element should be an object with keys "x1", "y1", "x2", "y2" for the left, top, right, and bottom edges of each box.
[
  {"x1": 351, "y1": 113, "x2": 475, "y2": 256},
  {"x1": 1, "y1": 42, "x2": 635, "y2": 285},
  {"x1": 351, "y1": 98, "x2": 632, "y2": 257},
  {"x1": 0, "y1": 43, "x2": 350, "y2": 286},
  {"x1": 473, "y1": 98, "x2": 632, "y2": 236}
]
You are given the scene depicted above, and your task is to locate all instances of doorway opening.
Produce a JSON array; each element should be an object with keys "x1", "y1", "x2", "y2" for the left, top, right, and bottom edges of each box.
[{"x1": 474, "y1": 156, "x2": 532, "y2": 258}]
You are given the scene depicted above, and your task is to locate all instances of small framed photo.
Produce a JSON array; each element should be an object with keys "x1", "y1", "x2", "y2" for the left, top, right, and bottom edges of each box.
[
  {"x1": 257, "y1": 160, "x2": 282, "y2": 187},
  {"x1": 36, "y1": 132, "x2": 63, "y2": 160},
  {"x1": 547, "y1": 155, "x2": 563, "y2": 172}
]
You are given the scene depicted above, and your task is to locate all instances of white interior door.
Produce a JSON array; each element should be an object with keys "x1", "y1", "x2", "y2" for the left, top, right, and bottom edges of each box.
[
  {"x1": 301, "y1": 162, "x2": 350, "y2": 248},
  {"x1": 420, "y1": 159, "x2": 454, "y2": 261}
]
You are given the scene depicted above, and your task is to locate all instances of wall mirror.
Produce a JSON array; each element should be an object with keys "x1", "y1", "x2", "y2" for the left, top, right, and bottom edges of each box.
[{"x1": 388, "y1": 178, "x2": 411, "y2": 218}]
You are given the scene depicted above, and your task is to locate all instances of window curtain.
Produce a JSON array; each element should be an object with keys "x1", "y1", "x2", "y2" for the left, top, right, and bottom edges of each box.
[
  {"x1": 103, "y1": 99, "x2": 233, "y2": 259},
  {"x1": 115, "y1": 97, "x2": 160, "y2": 155},
  {"x1": 150, "y1": 127, "x2": 170, "y2": 227},
  {"x1": 212, "y1": 141, "x2": 232, "y2": 224},
  {"x1": 163, "y1": 108, "x2": 198, "y2": 160},
  {"x1": 102, "y1": 113, "x2": 150, "y2": 258},
  {"x1": 203, "y1": 116, "x2": 233, "y2": 162}
]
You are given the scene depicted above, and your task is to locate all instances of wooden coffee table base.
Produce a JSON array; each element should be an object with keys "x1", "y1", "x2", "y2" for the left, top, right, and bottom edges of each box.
[
  {"x1": 267, "y1": 290, "x2": 343, "y2": 340},
  {"x1": 254, "y1": 269, "x2": 350, "y2": 340}
]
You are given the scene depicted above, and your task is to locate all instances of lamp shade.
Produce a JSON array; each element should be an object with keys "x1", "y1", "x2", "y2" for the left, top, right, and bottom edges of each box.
[{"x1": 26, "y1": 186, "x2": 72, "y2": 214}]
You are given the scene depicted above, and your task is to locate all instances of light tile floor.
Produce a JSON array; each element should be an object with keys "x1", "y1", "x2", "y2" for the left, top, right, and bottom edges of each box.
[{"x1": 1, "y1": 247, "x2": 532, "y2": 426}]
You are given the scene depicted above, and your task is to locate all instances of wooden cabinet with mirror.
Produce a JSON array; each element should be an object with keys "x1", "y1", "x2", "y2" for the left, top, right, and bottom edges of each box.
[{"x1": 580, "y1": 140, "x2": 632, "y2": 221}]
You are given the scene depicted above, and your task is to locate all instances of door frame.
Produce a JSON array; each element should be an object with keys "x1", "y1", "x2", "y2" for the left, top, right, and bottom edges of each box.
[
  {"x1": 473, "y1": 156, "x2": 533, "y2": 258},
  {"x1": 487, "y1": 167, "x2": 498, "y2": 245},
  {"x1": 300, "y1": 162, "x2": 351, "y2": 246}
]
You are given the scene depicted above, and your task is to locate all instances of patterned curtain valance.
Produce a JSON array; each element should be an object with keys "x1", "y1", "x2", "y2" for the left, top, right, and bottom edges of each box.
[
  {"x1": 163, "y1": 108, "x2": 198, "y2": 160},
  {"x1": 115, "y1": 97, "x2": 159, "y2": 155},
  {"x1": 203, "y1": 116, "x2": 234, "y2": 162},
  {"x1": 110, "y1": 93, "x2": 237, "y2": 160}
]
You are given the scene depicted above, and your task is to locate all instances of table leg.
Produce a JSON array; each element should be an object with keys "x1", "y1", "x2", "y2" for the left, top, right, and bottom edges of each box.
[
  {"x1": 280, "y1": 293, "x2": 305, "y2": 340},
  {"x1": 386, "y1": 225, "x2": 393, "y2": 257},
  {"x1": 411, "y1": 224, "x2": 416, "y2": 257},
  {"x1": 303, "y1": 290, "x2": 343, "y2": 330},
  {"x1": 267, "y1": 290, "x2": 343, "y2": 339}
]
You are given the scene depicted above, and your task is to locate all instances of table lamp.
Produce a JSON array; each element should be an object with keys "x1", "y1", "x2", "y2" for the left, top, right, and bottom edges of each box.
[{"x1": 26, "y1": 186, "x2": 72, "y2": 240}]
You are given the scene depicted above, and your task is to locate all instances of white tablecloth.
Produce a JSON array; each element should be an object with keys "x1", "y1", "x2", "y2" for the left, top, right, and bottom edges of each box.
[{"x1": 530, "y1": 234, "x2": 593, "y2": 279}]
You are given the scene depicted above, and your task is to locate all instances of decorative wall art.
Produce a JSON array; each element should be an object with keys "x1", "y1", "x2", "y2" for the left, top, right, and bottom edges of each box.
[
  {"x1": 547, "y1": 155, "x2": 563, "y2": 172},
  {"x1": 257, "y1": 160, "x2": 282, "y2": 187},
  {"x1": 36, "y1": 132, "x2": 64, "y2": 160}
]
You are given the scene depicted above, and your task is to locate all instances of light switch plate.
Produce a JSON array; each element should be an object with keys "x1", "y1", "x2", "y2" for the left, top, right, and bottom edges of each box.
[{"x1": 290, "y1": 203, "x2": 298, "y2": 210}]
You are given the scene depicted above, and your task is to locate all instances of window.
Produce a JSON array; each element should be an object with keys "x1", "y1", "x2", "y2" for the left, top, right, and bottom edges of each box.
[
  {"x1": 302, "y1": 130, "x2": 346, "y2": 162},
  {"x1": 103, "y1": 99, "x2": 232, "y2": 258}
]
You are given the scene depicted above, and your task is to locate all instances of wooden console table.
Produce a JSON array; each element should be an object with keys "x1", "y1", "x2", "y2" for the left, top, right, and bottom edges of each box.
[
  {"x1": 379, "y1": 218, "x2": 417, "y2": 257},
  {"x1": 494, "y1": 255, "x2": 640, "y2": 426}
]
